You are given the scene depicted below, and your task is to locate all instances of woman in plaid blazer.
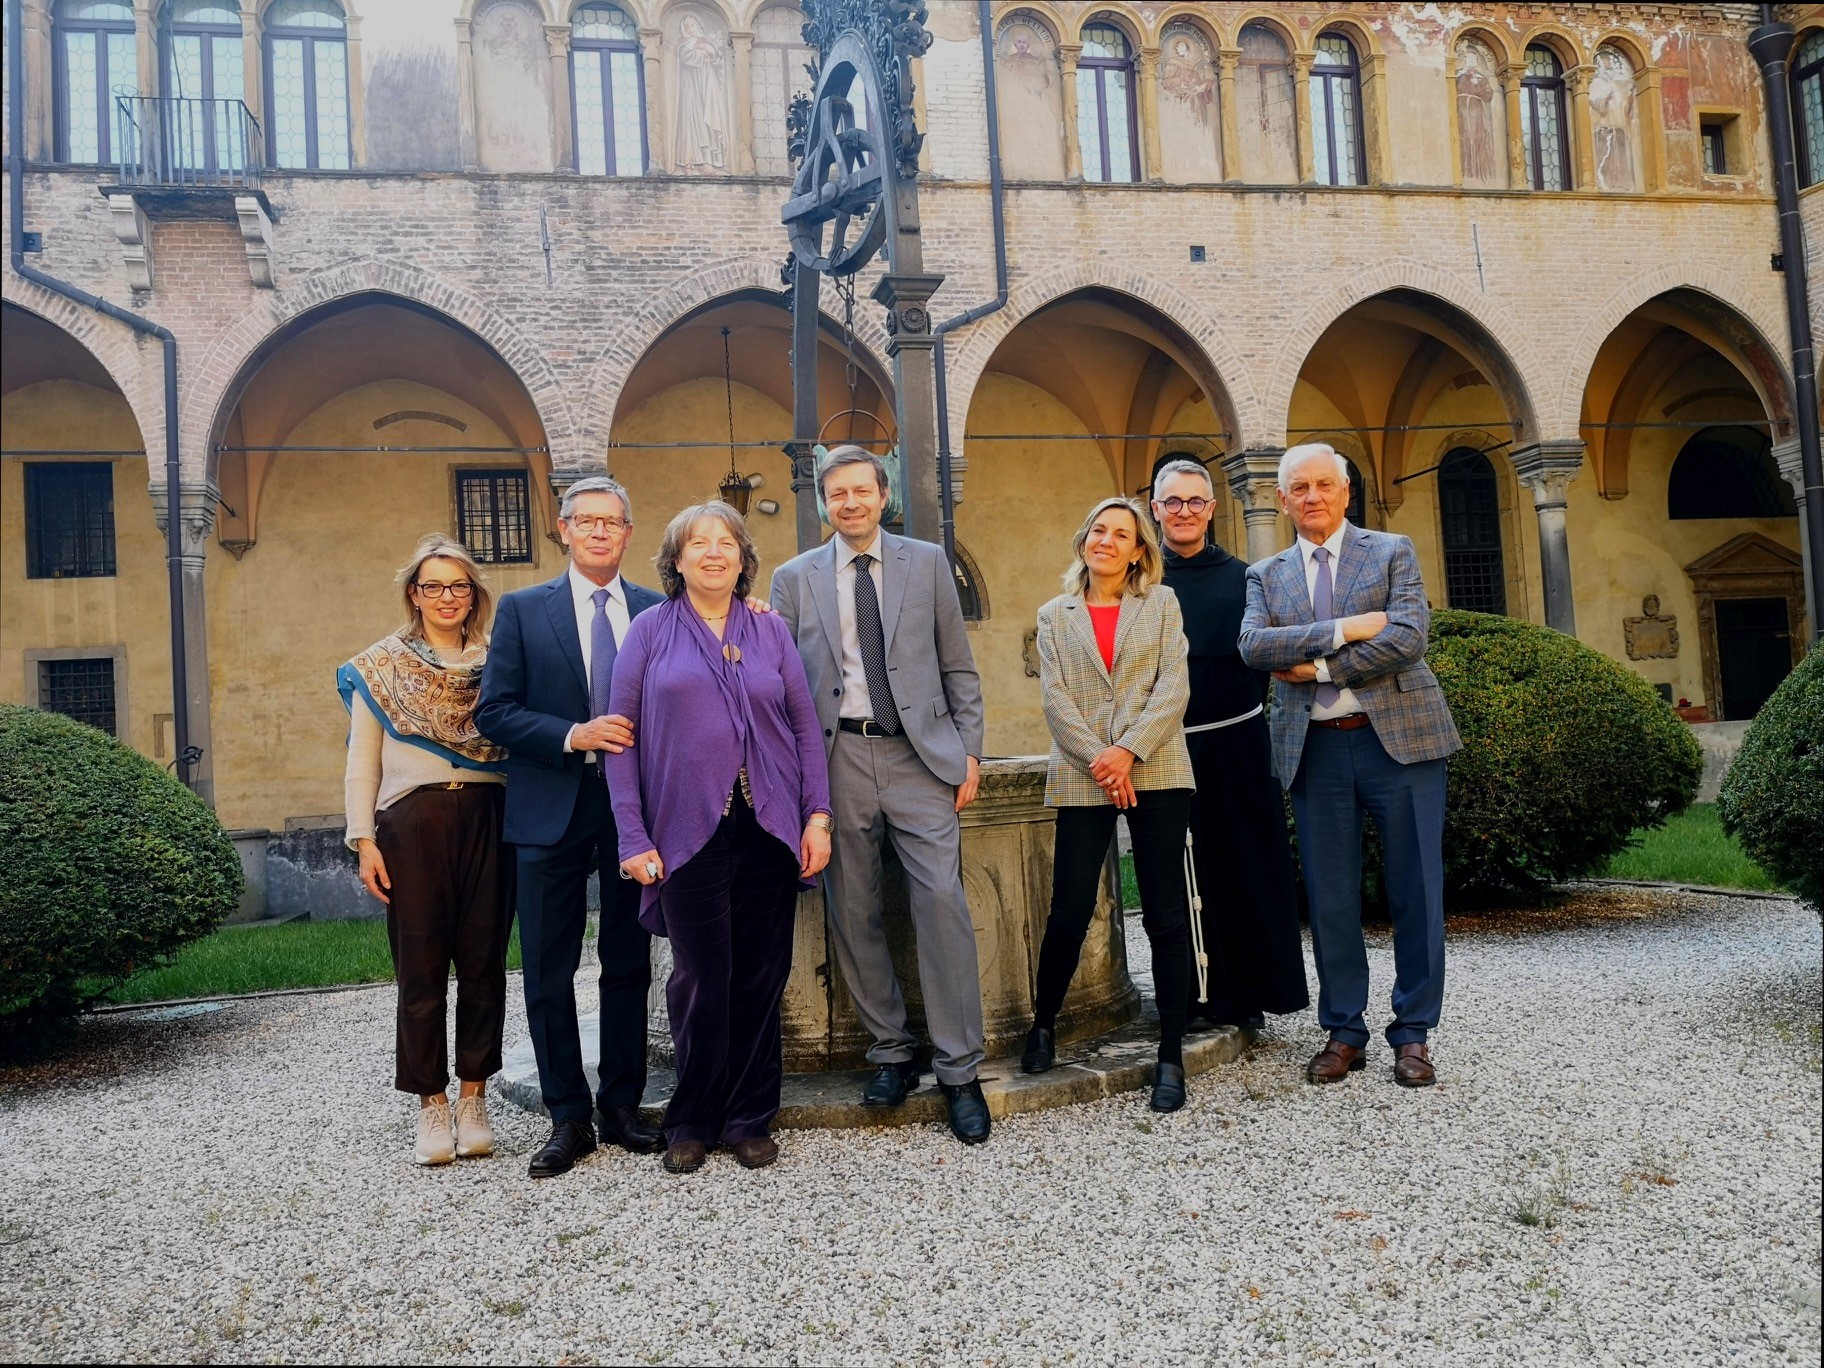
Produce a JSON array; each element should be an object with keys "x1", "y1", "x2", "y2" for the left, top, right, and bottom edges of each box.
[{"x1": 1021, "y1": 497, "x2": 1197, "y2": 1112}]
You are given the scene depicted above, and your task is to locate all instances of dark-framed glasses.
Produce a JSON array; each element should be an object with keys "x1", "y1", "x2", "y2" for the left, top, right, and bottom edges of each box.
[
  {"x1": 566, "y1": 515, "x2": 628, "y2": 536},
  {"x1": 1157, "y1": 496, "x2": 1212, "y2": 514},
  {"x1": 415, "y1": 580, "x2": 475, "y2": 600}
]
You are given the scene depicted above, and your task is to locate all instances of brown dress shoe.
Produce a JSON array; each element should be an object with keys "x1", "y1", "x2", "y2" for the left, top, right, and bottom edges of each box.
[
  {"x1": 1305, "y1": 1038, "x2": 1366, "y2": 1084},
  {"x1": 731, "y1": 1136, "x2": 780, "y2": 1170},
  {"x1": 662, "y1": 1140, "x2": 708, "y2": 1174},
  {"x1": 1393, "y1": 1043, "x2": 1436, "y2": 1088}
]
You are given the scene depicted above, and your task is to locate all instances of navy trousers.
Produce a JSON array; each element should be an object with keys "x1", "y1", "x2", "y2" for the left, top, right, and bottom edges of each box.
[
  {"x1": 1290, "y1": 722, "x2": 1447, "y2": 1049},
  {"x1": 517, "y1": 774, "x2": 652, "y2": 1124}
]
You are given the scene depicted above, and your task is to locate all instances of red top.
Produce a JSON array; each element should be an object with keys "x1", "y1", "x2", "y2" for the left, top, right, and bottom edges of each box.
[{"x1": 1087, "y1": 603, "x2": 1120, "y2": 673}]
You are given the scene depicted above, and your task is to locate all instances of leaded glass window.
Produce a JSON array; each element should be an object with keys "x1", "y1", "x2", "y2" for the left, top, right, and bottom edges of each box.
[
  {"x1": 54, "y1": 0, "x2": 136, "y2": 164},
  {"x1": 25, "y1": 462, "x2": 116, "y2": 578},
  {"x1": 1667, "y1": 427, "x2": 1795, "y2": 520},
  {"x1": 163, "y1": 0, "x2": 247, "y2": 176},
  {"x1": 39, "y1": 658, "x2": 119, "y2": 735},
  {"x1": 572, "y1": 3, "x2": 645, "y2": 176},
  {"x1": 1075, "y1": 23, "x2": 1137, "y2": 183},
  {"x1": 1310, "y1": 32, "x2": 1364, "y2": 187},
  {"x1": 752, "y1": 5, "x2": 812, "y2": 176},
  {"x1": 1521, "y1": 44, "x2": 1570, "y2": 191},
  {"x1": 456, "y1": 469, "x2": 533, "y2": 564},
  {"x1": 1794, "y1": 31, "x2": 1824, "y2": 186},
  {"x1": 1438, "y1": 449, "x2": 1506, "y2": 614},
  {"x1": 264, "y1": 0, "x2": 348, "y2": 170}
]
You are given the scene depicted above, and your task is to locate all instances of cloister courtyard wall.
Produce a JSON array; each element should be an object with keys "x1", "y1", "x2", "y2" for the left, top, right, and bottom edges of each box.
[{"x1": 2, "y1": 1, "x2": 1819, "y2": 832}]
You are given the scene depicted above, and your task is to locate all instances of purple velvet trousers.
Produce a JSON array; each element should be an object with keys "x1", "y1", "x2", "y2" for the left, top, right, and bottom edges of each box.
[{"x1": 657, "y1": 796, "x2": 801, "y2": 1146}]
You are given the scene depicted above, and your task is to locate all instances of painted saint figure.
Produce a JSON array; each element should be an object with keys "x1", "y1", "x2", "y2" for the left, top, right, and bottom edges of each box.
[{"x1": 1590, "y1": 45, "x2": 1639, "y2": 192}]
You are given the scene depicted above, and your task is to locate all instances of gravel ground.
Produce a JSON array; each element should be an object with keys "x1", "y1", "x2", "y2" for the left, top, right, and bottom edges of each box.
[{"x1": 2, "y1": 890, "x2": 1819, "y2": 1367}]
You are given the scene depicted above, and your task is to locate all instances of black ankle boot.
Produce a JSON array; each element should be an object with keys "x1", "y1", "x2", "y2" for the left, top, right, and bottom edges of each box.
[{"x1": 1020, "y1": 1025, "x2": 1056, "y2": 1075}]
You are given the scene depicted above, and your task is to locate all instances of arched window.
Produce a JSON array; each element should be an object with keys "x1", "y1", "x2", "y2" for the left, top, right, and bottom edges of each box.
[
  {"x1": 264, "y1": 0, "x2": 348, "y2": 170},
  {"x1": 952, "y1": 543, "x2": 986, "y2": 623},
  {"x1": 1309, "y1": 31, "x2": 1364, "y2": 186},
  {"x1": 1075, "y1": 22, "x2": 1138, "y2": 183},
  {"x1": 1667, "y1": 427, "x2": 1795, "y2": 520},
  {"x1": 1520, "y1": 44, "x2": 1570, "y2": 190},
  {"x1": 163, "y1": 0, "x2": 247, "y2": 175},
  {"x1": 53, "y1": 0, "x2": 136, "y2": 164},
  {"x1": 1344, "y1": 458, "x2": 1367, "y2": 527},
  {"x1": 1794, "y1": 30, "x2": 1824, "y2": 187},
  {"x1": 571, "y1": 3, "x2": 646, "y2": 176},
  {"x1": 751, "y1": 5, "x2": 813, "y2": 177},
  {"x1": 1438, "y1": 448, "x2": 1506, "y2": 615}
]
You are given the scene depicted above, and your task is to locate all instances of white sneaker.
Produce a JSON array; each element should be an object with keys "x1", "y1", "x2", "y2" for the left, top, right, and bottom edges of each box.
[
  {"x1": 454, "y1": 1094, "x2": 495, "y2": 1158},
  {"x1": 415, "y1": 1096, "x2": 455, "y2": 1166}
]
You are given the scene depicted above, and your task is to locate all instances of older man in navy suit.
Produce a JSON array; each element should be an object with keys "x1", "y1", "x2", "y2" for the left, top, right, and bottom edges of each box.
[
  {"x1": 478, "y1": 476, "x2": 666, "y2": 1177},
  {"x1": 1238, "y1": 444, "x2": 1461, "y2": 1088}
]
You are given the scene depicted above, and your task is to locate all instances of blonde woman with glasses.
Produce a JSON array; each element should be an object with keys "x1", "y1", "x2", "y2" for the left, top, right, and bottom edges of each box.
[
  {"x1": 340, "y1": 534, "x2": 510, "y2": 1167},
  {"x1": 1022, "y1": 497, "x2": 1198, "y2": 1112}
]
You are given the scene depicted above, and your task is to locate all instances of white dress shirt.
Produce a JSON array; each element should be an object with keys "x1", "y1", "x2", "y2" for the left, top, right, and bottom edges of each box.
[
  {"x1": 833, "y1": 530, "x2": 885, "y2": 721},
  {"x1": 1296, "y1": 522, "x2": 1364, "y2": 720},
  {"x1": 563, "y1": 563, "x2": 631, "y2": 754}
]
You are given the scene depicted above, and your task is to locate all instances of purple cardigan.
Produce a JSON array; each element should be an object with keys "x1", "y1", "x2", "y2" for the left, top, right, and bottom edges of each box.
[{"x1": 605, "y1": 596, "x2": 831, "y2": 933}]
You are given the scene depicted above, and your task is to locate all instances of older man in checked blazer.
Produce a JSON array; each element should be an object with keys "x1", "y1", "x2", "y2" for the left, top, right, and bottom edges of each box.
[{"x1": 1238, "y1": 443, "x2": 1461, "y2": 1088}]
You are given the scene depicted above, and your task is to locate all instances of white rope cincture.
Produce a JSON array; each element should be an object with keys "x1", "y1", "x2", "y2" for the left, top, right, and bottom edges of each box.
[
  {"x1": 1185, "y1": 827, "x2": 1208, "y2": 1004},
  {"x1": 1183, "y1": 702, "x2": 1264, "y2": 735}
]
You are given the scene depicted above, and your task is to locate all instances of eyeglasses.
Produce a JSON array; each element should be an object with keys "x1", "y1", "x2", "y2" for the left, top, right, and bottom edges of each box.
[
  {"x1": 415, "y1": 581, "x2": 475, "y2": 600},
  {"x1": 1155, "y1": 496, "x2": 1213, "y2": 514},
  {"x1": 566, "y1": 515, "x2": 628, "y2": 536}
]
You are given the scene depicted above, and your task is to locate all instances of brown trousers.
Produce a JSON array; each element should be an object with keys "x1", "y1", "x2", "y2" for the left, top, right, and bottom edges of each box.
[{"x1": 374, "y1": 784, "x2": 512, "y2": 1095}]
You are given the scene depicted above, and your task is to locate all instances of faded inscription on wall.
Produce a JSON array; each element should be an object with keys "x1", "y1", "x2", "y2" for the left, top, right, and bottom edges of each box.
[{"x1": 472, "y1": 0, "x2": 554, "y2": 173}]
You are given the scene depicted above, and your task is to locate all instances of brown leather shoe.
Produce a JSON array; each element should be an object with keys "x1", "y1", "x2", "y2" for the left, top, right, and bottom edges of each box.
[
  {"x1": 1305, "y1": 1038, "x2": 1366, "y2": 1084},
  {"x1": 1393, "y1": 1043, "x2": 1436, "y2": 1088},
  {"x1": 731, "y1": 1136, "x2": 780, "y2": 1170},
  {"x1": 661, "y1": 1140, "x2": 708, "y2": 1174}
]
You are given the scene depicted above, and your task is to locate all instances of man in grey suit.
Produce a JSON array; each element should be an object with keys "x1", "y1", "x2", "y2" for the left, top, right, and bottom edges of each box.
[
  {"x1": 770, "y1": 445, "x2": 991, "y2": 1145},
  {"x1": 1238, "y1": 443, "x2": 1462, "y2": 1088}
]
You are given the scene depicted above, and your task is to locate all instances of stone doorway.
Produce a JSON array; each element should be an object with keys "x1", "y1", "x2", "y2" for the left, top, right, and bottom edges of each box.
[{"x1": 1684, "y1": 533, "x2": 1806, "y2": 720}]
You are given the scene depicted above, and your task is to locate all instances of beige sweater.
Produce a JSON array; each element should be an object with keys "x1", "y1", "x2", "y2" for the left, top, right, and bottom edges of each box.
[{"x1": 342, "y1": 680, "x2": 504, "y2": 850}]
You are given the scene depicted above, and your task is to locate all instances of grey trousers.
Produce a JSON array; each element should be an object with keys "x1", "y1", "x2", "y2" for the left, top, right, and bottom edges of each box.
[{"x1": 824, "y1": 730, "x2": 986, "y2": 1084}]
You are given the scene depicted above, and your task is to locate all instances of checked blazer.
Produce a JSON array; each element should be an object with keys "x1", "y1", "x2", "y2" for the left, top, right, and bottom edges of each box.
[
  {"x1": 1035, "y1": 586, "x2": 1195, "y2": 807},
  {"x1": 1237, "y1": 524, "x2": 1461, "y2": 787}
]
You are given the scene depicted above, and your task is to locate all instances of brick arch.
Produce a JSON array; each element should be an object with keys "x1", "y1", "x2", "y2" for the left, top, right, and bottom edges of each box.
[
  {"x1": 1553, "y1": 265, "x2": 1793, "y2": 440},
  {"x1": 0, "y1": 277, "x2": 164, "y2": 454},
  {"x1": 1262, "y1": 257, "x2": 1546, "y2": 447},
  {"x1": 581, "y1": 256, "x2": 893, "y2": 445},
  {"x1": 940, "y1": 261, "x2": 1264, "y2": 453},
  {"x1": 184, "y1": 258, "x2": 575, "y2": 481}
]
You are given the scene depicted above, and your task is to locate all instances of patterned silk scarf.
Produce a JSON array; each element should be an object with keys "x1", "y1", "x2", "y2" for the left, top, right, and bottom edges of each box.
[{"x1": 337, "y1": 633, "x2": 507, "y2": 771}]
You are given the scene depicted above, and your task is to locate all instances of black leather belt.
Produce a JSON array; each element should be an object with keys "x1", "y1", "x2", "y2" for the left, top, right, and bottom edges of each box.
[
  {"x1": 1310, "y1": 714, "x2": 1372, "y2": 731},
  {"x1": 838, "y1": 718, "x2": 898, "y2": 738}
]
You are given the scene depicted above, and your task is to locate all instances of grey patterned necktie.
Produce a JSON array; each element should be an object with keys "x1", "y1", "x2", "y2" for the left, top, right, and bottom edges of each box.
[
  {"x1": 589, "y1": 587, "x2": 617, "y2": 718},
  {"x1": 1310, "y1": 546, "x2": 1341, "y2": 708},
  {"x1": 851, "y1": 553, "x2": 899, "y2": 733}
]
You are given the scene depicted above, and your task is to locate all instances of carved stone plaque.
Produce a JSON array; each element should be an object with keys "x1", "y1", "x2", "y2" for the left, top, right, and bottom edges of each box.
[{"x1": 1624, "y1": 594, "x2": 1679, "y2": 660}]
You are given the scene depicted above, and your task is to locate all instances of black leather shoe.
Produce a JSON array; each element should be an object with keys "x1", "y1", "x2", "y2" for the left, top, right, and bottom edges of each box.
[
  {"x1": 1019, "y1": 1026, "x2": 1056, "y2": 1074},
  {"x1": 939, "y1": 1080, "x2": 992, "y2": 1145},
  {"x1": 596, "y1": 1103, "x2": 665, "y2": 1154},
  {"x1": 528, "y1": 1118, "x2": 596, "y2": 1179},
  {"x1": 1150, "y1": 1062, "x2": 1187, "y2": 1113},
  {"x1": 860, "y1": 1060, "x2": 921, "y2": 1108}
]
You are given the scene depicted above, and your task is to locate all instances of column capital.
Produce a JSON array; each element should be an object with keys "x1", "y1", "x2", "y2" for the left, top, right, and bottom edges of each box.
[
  {"x1": 1772, "y1": 438, "x2": 1806, "y2": 496},
  {"x1": 544, "y1": 23, "x2": 572, "y2": 56},
  {"x1": 150, "y1": 480, "x2": 223, "y2": 568},
  {"x1": 1220, "y1": 447, "x2": 1284, "y2": 510},
  {"x1": 1511, "y1": 440, "x2": 1584, "y2": 507},
  {"x1": 871, "y1": 271, "x2": 945, "y2": 355}
]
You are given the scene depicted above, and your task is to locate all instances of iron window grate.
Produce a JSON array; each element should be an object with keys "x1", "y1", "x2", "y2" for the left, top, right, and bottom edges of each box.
[
  {"x1": 456, "y1": 469, "x2": 533, "y2": 564},
  {"x1": 40, "y1": 658, "x2": 118, "y2": 735},
  {"x1": 25, "y1": 462, "x2": 116, "y2": 579}
]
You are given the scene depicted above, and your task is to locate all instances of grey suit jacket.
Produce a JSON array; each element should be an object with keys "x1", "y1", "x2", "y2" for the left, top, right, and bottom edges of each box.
[
  {"x1": 1237, "y1": 524, "x2": 1461, "y2": 787},
  {"x1": 771, "y1": 530, "x2": 985, "y2": 788}
]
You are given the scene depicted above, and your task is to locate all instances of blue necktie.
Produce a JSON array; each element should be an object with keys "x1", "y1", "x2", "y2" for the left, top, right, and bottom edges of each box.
[
  {"x1": 590, "y1": 587, "x2": 617, "y2": 718},
  {"x1": 1311, "y1": 547, "x2": 1340, "y2": 708}
]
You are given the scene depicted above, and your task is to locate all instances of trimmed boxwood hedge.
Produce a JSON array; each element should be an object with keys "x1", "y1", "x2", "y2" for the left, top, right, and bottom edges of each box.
[
  {"x1": 1718, "y1": 643, "x2": 1822, "y2": 911},
  {"x1": 0, "y1": 704, "x2": 242, "y2": 1038}
]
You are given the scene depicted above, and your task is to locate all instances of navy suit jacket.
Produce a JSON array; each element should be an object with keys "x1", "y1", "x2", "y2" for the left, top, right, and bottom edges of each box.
[{"x1": 476, "y1": 571, "x2": 665, "y2": 847}]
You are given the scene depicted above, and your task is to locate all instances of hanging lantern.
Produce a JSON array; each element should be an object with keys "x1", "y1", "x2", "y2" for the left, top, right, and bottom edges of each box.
[{"x1": 718, "y1": 325, "x2": 751, "y2": 514}]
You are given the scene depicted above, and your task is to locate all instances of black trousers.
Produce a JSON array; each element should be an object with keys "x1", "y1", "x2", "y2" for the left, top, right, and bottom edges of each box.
[
  {"x1": 516, "y1": 773, "x2": 651, "y2": 1124},
  {"x1": 375, "y1": 785, "x2": 513, "y2": 1096},
  {"x1": 1034, "y1": 790, "x2": 1194, "y2": 1060}
]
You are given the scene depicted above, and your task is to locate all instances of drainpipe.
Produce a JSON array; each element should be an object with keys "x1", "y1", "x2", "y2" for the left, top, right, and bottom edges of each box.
[
  {"x1": 8, "y1": 0, "x2": 195, "y2": 779},
  {"x1": 932, "y1": 0, "x2": 1008, "y2": 563},
  {"x1": 1750, "y1": 6, "x2": 1824, "y2": 642}
]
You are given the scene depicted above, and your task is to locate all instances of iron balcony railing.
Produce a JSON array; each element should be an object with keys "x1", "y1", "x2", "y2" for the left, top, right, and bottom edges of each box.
[{"x1": 114, "y1": 95, "x2": 264, "y2": 191}]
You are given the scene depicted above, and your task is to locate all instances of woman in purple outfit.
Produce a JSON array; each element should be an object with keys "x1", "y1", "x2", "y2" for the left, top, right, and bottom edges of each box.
[{"x1": 606, "y1": 501, "x2": 832, "y2": 1176}]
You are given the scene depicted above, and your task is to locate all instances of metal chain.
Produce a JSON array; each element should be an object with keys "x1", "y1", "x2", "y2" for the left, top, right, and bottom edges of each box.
[{"x1": 836, "y1": 274, "x2": 860, "y2": 441}]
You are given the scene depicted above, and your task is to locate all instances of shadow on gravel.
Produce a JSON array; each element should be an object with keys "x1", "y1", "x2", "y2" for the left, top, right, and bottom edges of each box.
[
  {"x1": 0, "y1": 1002, "x2": 254, "y2": 1105},
  {"x1": 1440, "y1": 886, "x2": 1736, "y2": 938}
]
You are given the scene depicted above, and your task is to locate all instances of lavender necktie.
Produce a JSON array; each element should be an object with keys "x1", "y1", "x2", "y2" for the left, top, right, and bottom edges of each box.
[
  {"x1": 589, "y1": 587, "x2": 617, "y2": 718},
  {"x1": 1310, "y1": 547, "x2": 1340, "y2": 708}
]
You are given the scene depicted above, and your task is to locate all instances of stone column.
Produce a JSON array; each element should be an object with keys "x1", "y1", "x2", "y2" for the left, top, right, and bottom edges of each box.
[
  {"x1": 1636, "y1": 66, "x2": 1666, "y2": 191},
  {"x1": 345, "y1": 14, "x2": 367, "y2": 167},
  {"x1": 1501, "y1": 63, "x2": 1527, "y2": 188},
  {"x1": 639, "y1": 25, "x2": 666, "y2": 172},
  {"x1": 1567, "y1": 64, "x2": 1595, "y2": 189},
  {"x1": 1774, "y1": 438, "x2": 1817, "y2": 634},
  {"x1": 1511, "y1": 440, "x2": 1585, "y2": 636},
  {"x1": 151, "y1": 480, "x2": 221, "y2": 808},
  {"x1": 1292, "y1": 52, "x2": 1315, "y2": 184},
  {"x1": 1216, "y1": 47, "x2": 1241, "y2": 182},
  {"x1": 1358, "y1": 50, "x2": 1390, "y2": 184},
  {"x1": 23, "y1": 0, "x2": 54, "y2": 159},
  {"x1": 1136, "y1": 45, "x2": 1163, "y2": 181},
  {"x1": 545, "y1": 25, "x2": 575, "y2": 173},
  {"x1": 238, "y1": 6, "x2": 263, "y2": 136},
  {"x1": 1221, "y1": 447, "x2": 1286, "y2": 564},
  {"x1": 132, "y1": 2, "x2": 158, "y2": 99},
  {"x1": 455, "y1": 19, "x2": 479, "y2": 171},
  {"x1": 1059, "y1": 43, "x2": 1082, "y2": 179},
  {"x1": 730, "y1": 29, "x2": 756, "y2": 175}
]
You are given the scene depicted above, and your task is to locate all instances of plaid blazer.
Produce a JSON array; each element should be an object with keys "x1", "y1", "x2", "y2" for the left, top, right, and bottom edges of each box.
[
  {"x1": 1237, "y1": 524, "x2": 1462, "y2": 787},
  {"x1": 1035, "y1": 586, "x2": 1195, "y2": 807}
]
